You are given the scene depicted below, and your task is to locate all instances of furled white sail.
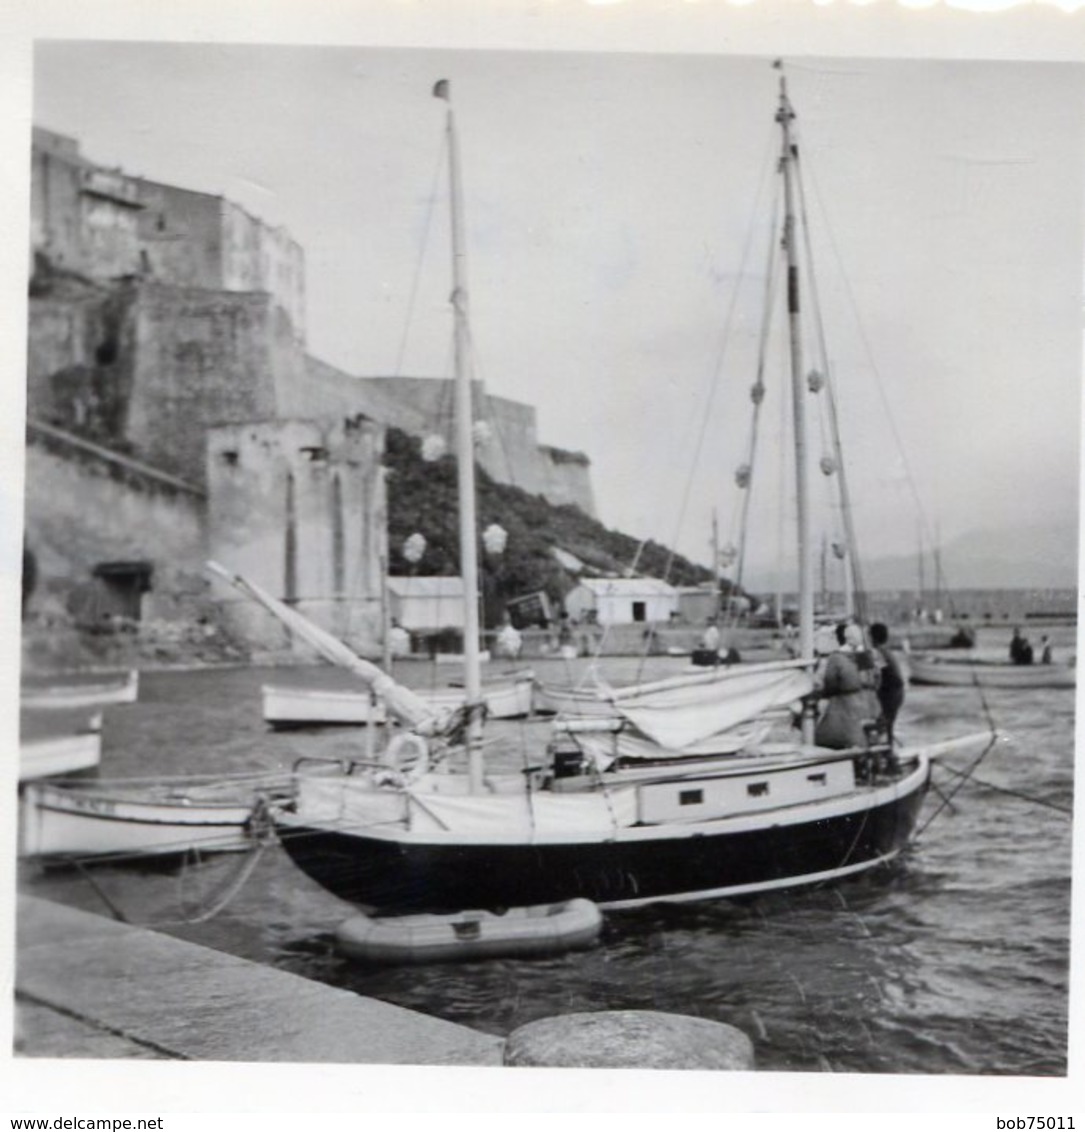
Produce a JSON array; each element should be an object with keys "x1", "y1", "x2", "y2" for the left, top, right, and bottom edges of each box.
[{"x1": 607, "y1": 660, "x2": 814, "y2": 750}]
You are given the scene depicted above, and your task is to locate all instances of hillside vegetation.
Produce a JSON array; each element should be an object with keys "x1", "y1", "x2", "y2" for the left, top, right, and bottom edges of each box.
[{"x1": 384, "y1": 428, "x2": 714, "y2": 624}]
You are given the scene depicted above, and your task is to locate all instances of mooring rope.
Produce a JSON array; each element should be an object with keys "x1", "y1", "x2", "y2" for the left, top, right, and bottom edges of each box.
[
  {"x1": 934, "y1": 761, "x2": 1072, "y2": 818},
  {"x1": 915, "y1": 734, "x2": 1001, "y2": 837}
]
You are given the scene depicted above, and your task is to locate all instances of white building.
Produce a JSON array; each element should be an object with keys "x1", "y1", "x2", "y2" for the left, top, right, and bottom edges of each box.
[
  {"x1": 386, "y1": 576, "x2": 465, "y2": 632},
  {"x1": 564, "y1": 577, "x2": 679, "y2": 626}
]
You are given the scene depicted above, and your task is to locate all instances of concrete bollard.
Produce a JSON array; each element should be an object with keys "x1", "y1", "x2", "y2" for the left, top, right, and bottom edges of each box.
[{"x1": 503, "y1": 1010, "x2": 755, "y2": 1070}]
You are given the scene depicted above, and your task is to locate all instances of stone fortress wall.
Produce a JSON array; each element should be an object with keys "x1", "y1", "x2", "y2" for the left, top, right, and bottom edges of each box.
[
  {"x1": 206, "y1": 417, "x2": 388, "y2": 656},
  {"x1": 28, "y1": 125, "x2": 595, "y2": 505},
  {"x1": 24, "y1": 125, "x2": 597, "y2": 650}
]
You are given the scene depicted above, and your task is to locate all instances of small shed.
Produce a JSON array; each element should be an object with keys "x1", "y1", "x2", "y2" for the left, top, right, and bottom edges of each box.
[
  {"x1": 564, "y1": 577, "x2": 679, "y2": 626},
  {"x1": 675, "y1": 586, "x2": 721, "y2": 625},
  {"x1": 386, "y1": 576, "x2": 465, "y2": 631}
]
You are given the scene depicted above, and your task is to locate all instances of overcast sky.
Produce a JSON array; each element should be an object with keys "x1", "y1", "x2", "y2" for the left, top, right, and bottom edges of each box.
[{"x1": 29, "y1": 42, "x2": 1084, "y2": 586}]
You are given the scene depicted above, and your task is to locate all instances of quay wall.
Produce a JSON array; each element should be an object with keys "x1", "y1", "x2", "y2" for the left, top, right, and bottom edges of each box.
[{"x1": 16, "y1": 896, "x2": 504, "y2": 1066}]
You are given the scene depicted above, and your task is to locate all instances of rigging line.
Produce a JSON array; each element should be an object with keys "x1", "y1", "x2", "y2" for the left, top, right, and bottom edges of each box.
[
  {"x1": 393, "y1": 131, "x2": 450, "y2": 378},
  {"x1": 733, "y1": 180, "x2": 783, "y2": 603},
  {"x1": 660, "y1": 126, "x2": 779, "y2": 586},
  {"x1": 801, "y1": 154, "x2": 931, "y2": 539},
  {"x1": 915, "y1": 734, "x2": 1000, "y2": 837},
  {"x1": 935, "y1": 763, "x2": 1072, "y2": 817},
  {"x1": 463, "y1": 330, "x2": 523, "y2": 493},
  {"x1": 176, "y1": 843, "x2": 269, "y2": 925},
  {"x1": 795, "y1": 152, "x2": 868, "y2": 625},
  {"x1": 71, "y1": 857, "x2": 130, "y2": 922},
  {"x1": 774, "y1": 348, "x2": 790, "y2": 622},
  {"x1": 927, "y1": 777, "x2": 958, "y2": 813}
]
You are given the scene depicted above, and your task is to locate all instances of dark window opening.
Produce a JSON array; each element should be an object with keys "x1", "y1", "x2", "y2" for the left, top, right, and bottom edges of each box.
[
  {"x1": 747, "y1": 782, "x2": 769, "y2": 798},
  {"x1": 95, "y1": 337, "x2": 118, "y2": 366},
  {"x1": 679, "y1": 789, "x2": 704, "y2": 806},
  {"x1": 632, "y1": 601, "x2": 646, "y2": 623},
  {"x1": 807, "y1": 773, "x2": 827, "y2": 786},
  {"x1": 220, "y1": 450, "x2": 239, "y2": 466},
  {"x1": 89, "y1": 560, "x2": 153, "y2": 623}
]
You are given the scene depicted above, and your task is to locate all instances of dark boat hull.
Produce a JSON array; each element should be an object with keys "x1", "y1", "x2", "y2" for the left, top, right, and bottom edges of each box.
[{"x1": 277, "y1": 767, "x2": 930, "y2": 914}]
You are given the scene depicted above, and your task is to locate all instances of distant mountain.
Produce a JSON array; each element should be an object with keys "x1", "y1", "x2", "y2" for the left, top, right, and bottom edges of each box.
[{"x1": 859, "y1": 522, "x2": 1080, "y2": 591}]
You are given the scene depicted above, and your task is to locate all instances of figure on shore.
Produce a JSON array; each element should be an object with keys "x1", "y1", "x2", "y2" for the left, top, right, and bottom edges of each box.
[
  {"x1": 870, "y1": 622, "x2": 905, "y2": 747},
  {"x1": 701, "y1": 619, "x2": 721, "y2": 658},
  {"x1": 388, "y1": 619, "x2": 411, "y2": 658},
  {"x1": 1041, "y1": 635, "x2": 1053, "y2": 665},
  {"x1": 813, "y1": 622, "x2": 880, "y2": 751},
  {"x1": 496, "y1": 619, "x2": 523, "y2": 660}
]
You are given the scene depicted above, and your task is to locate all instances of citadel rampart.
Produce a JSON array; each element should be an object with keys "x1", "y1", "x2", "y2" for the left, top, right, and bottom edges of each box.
[
  {"x1": 299, "y1": 365, "x2": 598, "y2": 515},
  {"x1": 25, "y1": 422, "x2": 207, "y2": 626},
  {"x1": 207, "y1": 417, "x2": 387, "y2": 656},
  {"x1": 24, "y1": 124, "x2": 598, "y2": 652}
]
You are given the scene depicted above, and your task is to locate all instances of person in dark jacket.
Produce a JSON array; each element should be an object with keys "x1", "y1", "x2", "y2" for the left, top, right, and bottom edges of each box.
[
  {"x1": 1009, "y1": 626, "x2": 1034, "y2": 665},
  {"x1": 870, "y1": 622, "x2": 905, "y2": 746}
]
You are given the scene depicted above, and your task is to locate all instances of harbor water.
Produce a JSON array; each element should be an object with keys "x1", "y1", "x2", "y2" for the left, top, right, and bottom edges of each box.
[{"x1": 18, "y1": 627, "x2": 1075, "y2": 1076}]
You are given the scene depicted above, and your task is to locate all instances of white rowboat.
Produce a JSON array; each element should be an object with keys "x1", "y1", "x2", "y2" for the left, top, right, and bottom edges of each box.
[
  {"x1": 21, "y1": 669, "x2": 139, "y2": 710},
  {"x1": 908, "y1": 656, "x2": 1076, "y2": 689},
  {"x1": 18, "y1": 778, "x2": 286, "y2": 860},
  {"x1": 19, "y1": 715, "x2": 103, "y2": 782},
  {"x1": 262, "y1": 675, "x2": 535, "y2": 728}
]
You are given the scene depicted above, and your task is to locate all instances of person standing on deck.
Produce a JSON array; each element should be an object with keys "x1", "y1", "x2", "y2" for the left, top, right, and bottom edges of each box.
[
  {"x1": 870, "y1": 621, "x2": 905, "y2": 746},
  {"x1": 814, "y1": 623, "x2": 880, "y2": 750}
]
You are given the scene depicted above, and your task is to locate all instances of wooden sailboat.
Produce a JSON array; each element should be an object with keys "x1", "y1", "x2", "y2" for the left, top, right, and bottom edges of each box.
[{"x1": 218, "y1": 74, "x2": 994, "y2": 916}]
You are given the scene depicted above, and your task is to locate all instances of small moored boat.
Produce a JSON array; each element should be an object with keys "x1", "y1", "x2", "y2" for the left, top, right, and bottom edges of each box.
[
  {"x1": 19, "y1": 776, "x2": 288, "y2": 861},
  {"x1": 262, "y1": 685, "x2": 390, "y2": 729},
  {"x1": 21, "y1": 669, "x2": 139, "y2": 710},
  {"x1": 908, "y1": 655, "x2": 1076, "y2": 689},
  {"x1": 262, "y1": 674, "x2": 534, "y2": 729},
  {"x1": 19, "y1": 713, "x2": 103, "y2": 782},
  {"x1": 334, "y1": 898, "x2": 603, "y2": 965}
]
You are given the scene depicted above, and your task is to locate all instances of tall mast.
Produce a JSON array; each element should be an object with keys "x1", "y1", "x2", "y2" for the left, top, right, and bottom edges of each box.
[
  {"x1": 436, "y1": 79, "x2": 485, "y2": 791},
  {"x1": 777, "y1": 72, "x2": 815, "y2": 737},
  {"x1": 917, "y1": 522, "x2": 926, "y2": 614}
]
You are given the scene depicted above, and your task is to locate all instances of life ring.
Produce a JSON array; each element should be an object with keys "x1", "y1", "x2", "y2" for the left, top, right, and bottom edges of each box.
[{"x1": 384, "y1": 731, "x2": 430, "y2": 779}]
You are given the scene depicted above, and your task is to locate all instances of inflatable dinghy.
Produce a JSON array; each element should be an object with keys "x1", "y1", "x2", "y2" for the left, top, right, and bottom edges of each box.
[{"x1": 335, "y1": 898, "x2": 603, "y2": 965}]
